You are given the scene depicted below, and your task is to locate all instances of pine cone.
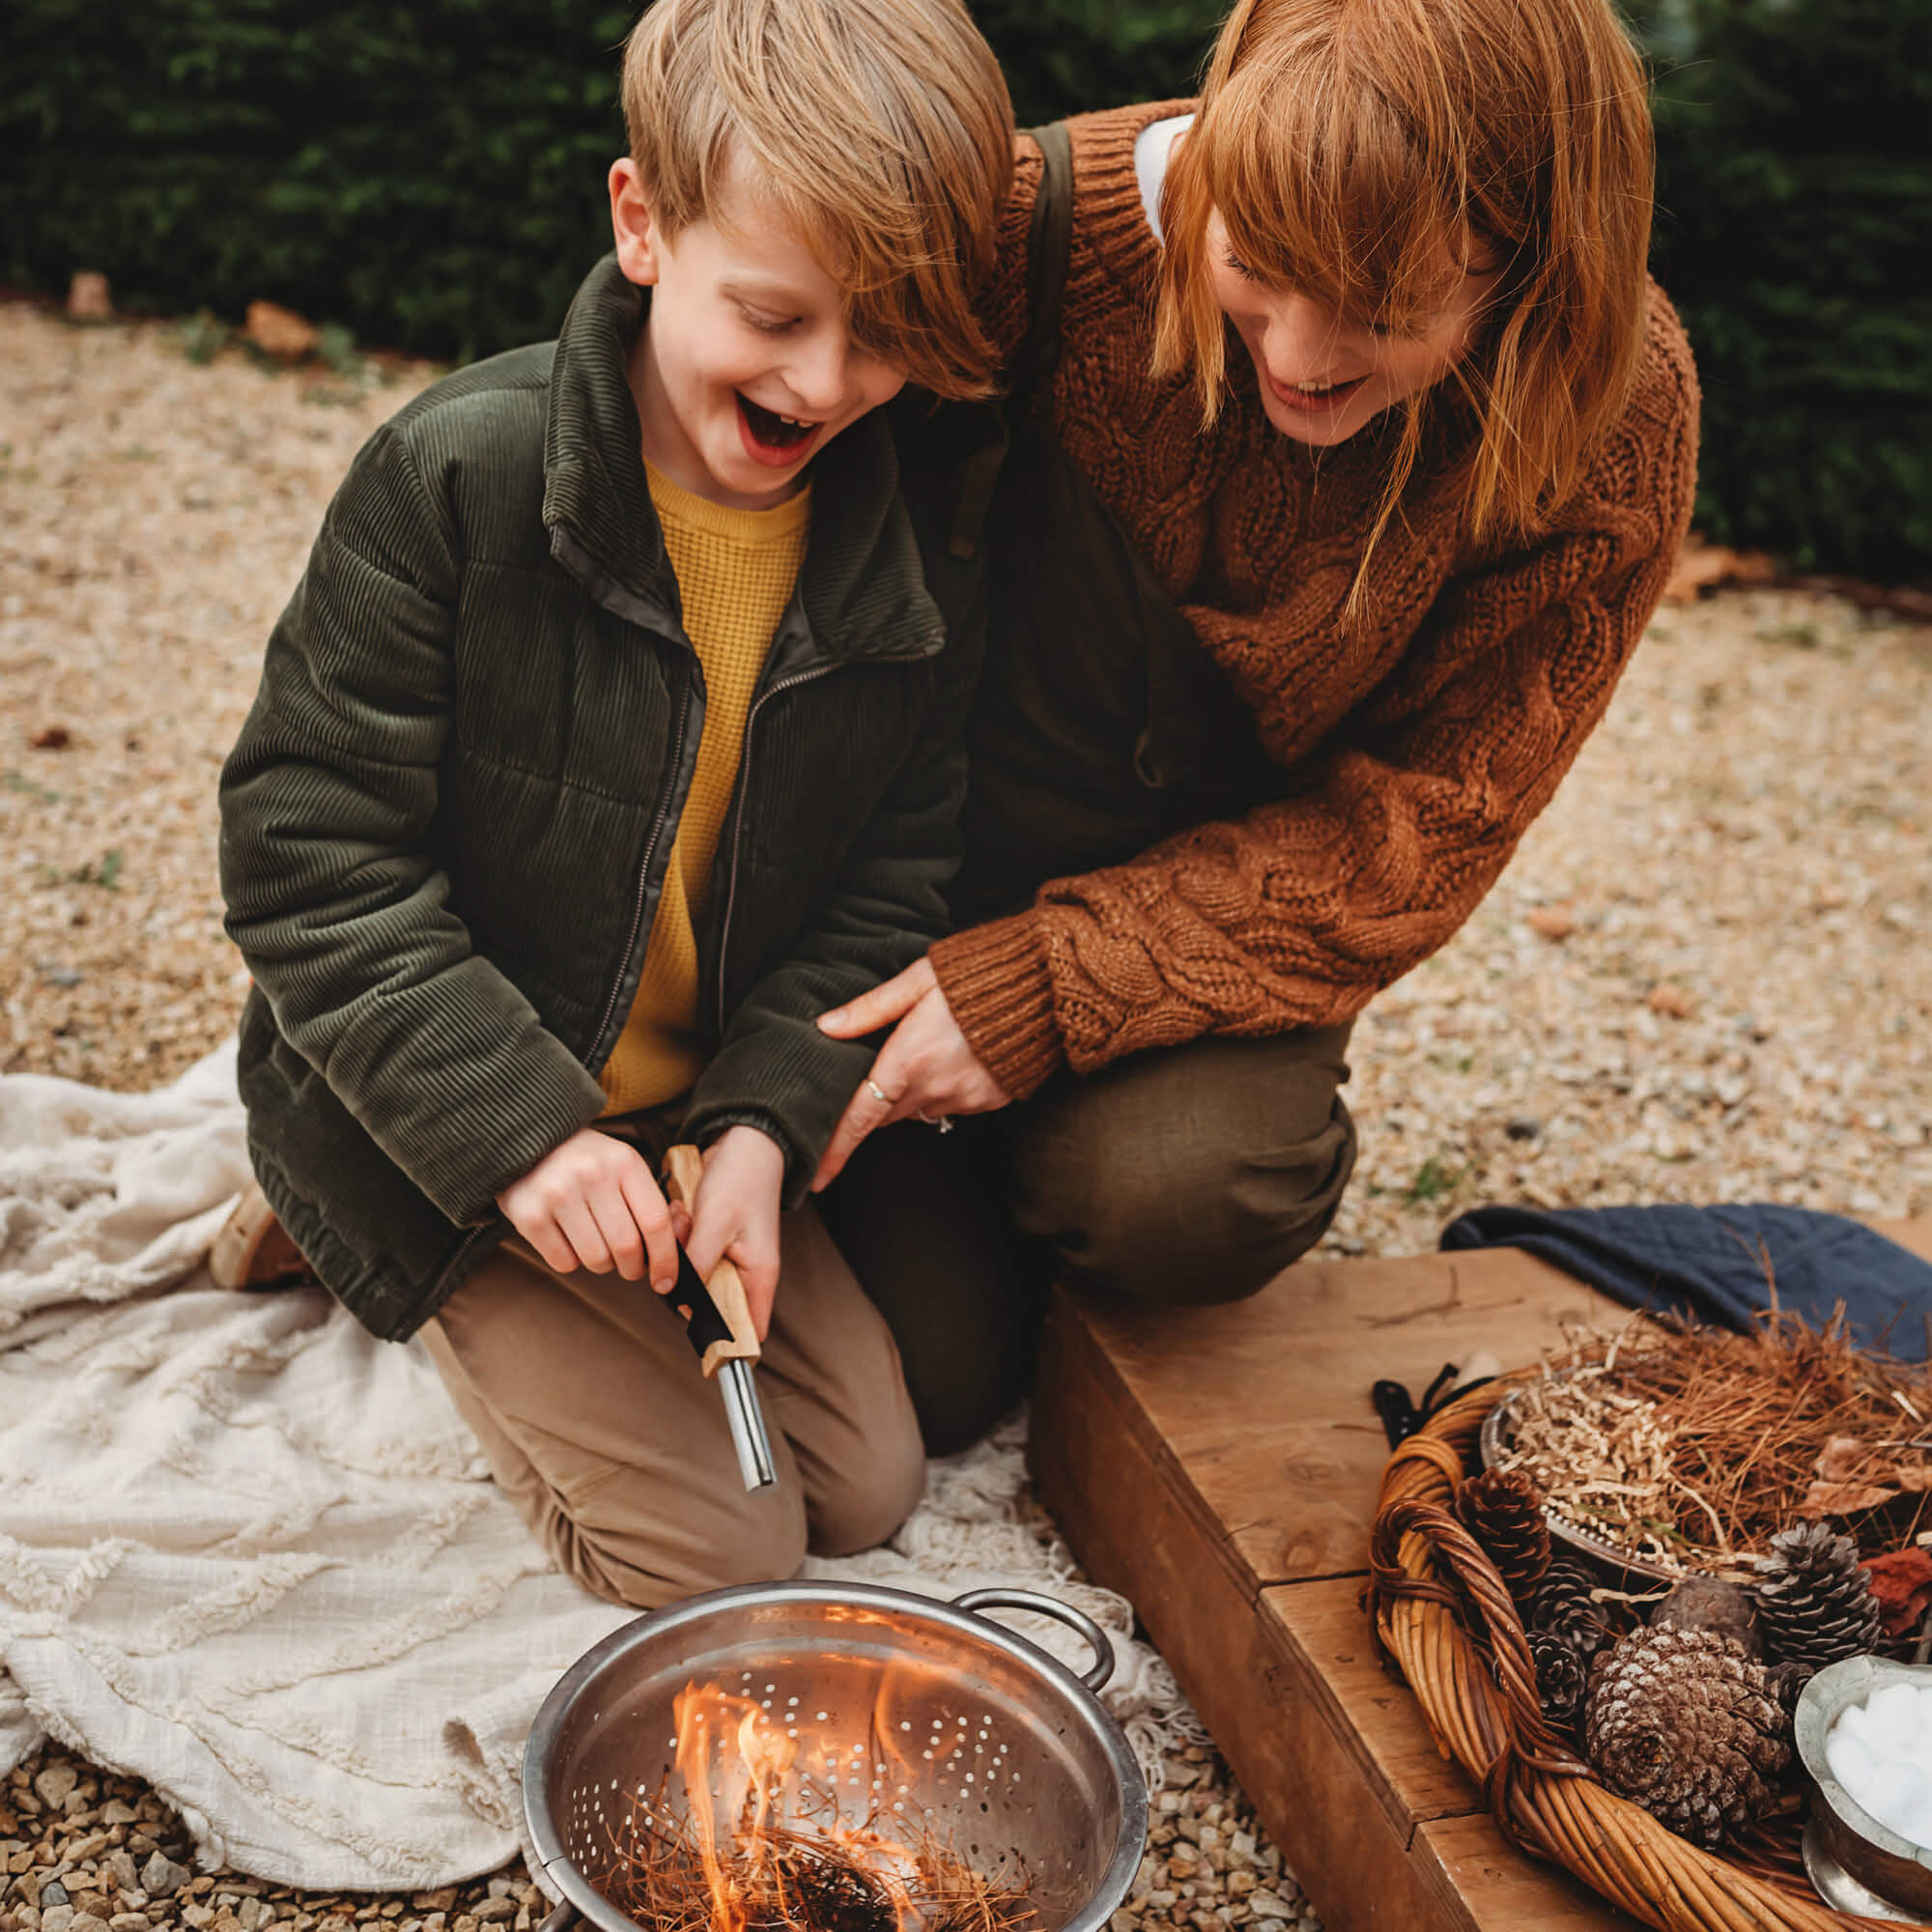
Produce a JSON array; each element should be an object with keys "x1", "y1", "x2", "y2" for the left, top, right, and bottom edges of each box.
[
  {"x1": 1753, "y1": 1521, "x2": 1883, "y2": 1670},
  {"x1": 1457, "y1": 1467, "x2": 1551, "y2": 1601},
  {"x1": 1530, "y1": 1554, "x2": 1617, "y2": 1659},
  {"x1": 1529, "y1": 1629, "x2": 1588, "y2": 1728},
  {"x1": 1584, "y1": 1626, "x2": 1792, "y2": 1847},
  {"x1": 1651, "y1": 1575, "x2": 1762, "y2": 1658}
]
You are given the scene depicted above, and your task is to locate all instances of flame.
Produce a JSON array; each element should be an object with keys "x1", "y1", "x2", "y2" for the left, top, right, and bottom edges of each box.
[
  {"x1": 672, "y1": 1683, "x2": 800, "y2": 1932},
  {"x1": 668, "y1": 1663, "x2": 984, "y2": 1932}
]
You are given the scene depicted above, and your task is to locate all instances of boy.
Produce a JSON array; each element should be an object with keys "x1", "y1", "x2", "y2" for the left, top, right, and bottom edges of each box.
[{"x1": 217, "y1": 0, "x2": 1013, "y2": 1606}]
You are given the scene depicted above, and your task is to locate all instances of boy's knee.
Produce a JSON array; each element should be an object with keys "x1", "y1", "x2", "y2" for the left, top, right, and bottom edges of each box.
[
  {"x1": 1009, "y1": 1032, "x2": 1358, "y2": 1308},
  {"x1": 539, "y1": 1483, "x2": 810, "y2": 1611},
  {"x1": 807, "y1": 1412, "x2": 926, "y2": 1560}
]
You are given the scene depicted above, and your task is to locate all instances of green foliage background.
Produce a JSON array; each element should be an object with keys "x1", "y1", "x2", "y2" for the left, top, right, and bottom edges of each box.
[{"x1": 2, "y1": 0, "x2": 1926, "y2": 570}]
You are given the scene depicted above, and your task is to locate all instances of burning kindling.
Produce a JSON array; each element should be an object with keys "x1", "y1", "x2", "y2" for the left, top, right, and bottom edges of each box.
[{"x1": 597, "y1": 1684, "x2": 1040, "y2": 1932}]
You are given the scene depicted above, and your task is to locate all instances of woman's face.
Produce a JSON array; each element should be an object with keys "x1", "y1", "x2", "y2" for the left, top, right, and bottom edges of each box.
[{"x1": 1204, "y1": 209, "x2": 1503, "y2": 449}]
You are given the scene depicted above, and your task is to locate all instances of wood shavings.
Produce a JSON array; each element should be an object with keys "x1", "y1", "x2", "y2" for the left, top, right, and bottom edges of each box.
[
  {"x1": 1492, "y1": 1312, "x2": 1932, "y2": 1577},
  {"x1": 1493, "y1": 1362, "x2": 1705, "y2": 1570}
]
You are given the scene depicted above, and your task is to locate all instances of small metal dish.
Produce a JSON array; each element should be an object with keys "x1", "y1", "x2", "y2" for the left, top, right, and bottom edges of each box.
[
  {"x1": 1478, "y1": 1378, "x2": 1690, "y2": 1583},
  {"x1": 1795, "y1": 1655, "x2": 1932, "y2": 1924}
]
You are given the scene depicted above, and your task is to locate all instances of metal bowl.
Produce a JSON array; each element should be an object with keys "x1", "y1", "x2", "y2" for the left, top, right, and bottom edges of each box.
[
  {"x1": 1479, "y1": 1377, "x2": 1710, "y2": 1583},
  {"x1": 1796, "y1": 1655, "x2": 1932, "y2": 1923},
  {"x1": 523, "y1": 1581, "x2": 1148, "y2": 1932}
]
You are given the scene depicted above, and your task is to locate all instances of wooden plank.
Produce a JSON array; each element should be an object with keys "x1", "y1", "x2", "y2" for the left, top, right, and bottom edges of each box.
[
  {"x1": 1412, "y1": 1814, "x2": 1648, "y2": 1931},
  {"x1": 1053, "y1": 1245, "x2": 1608, "y2": 1586},
  {"x1": 1033, "y1": 1307, "x2": 1462, "y2": 1931},
  {"x1": 1258, "y1": 1581, "x2": 1479, "y2": 1832}
]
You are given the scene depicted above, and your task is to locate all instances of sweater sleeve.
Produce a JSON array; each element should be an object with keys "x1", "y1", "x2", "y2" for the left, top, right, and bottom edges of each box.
[{"x1": 931, "y1": 305, "x2": 1700, "y2": 1099}]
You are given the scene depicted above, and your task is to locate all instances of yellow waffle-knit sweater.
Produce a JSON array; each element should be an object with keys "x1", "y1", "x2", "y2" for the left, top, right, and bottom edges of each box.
[{"x1": 597, "y1": 462, "x2": 811, "y2": 1115}]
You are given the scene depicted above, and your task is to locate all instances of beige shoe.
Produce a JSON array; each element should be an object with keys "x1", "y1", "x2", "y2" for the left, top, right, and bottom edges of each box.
[{"x1": 210, "y1": 1179, "x2": 315, "y2": 1290}]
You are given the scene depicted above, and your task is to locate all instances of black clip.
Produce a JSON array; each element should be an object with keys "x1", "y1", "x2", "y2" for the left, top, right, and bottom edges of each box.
[{"x1": 1373, "y1": 1361, "x2": 1492, "y2": 1449}]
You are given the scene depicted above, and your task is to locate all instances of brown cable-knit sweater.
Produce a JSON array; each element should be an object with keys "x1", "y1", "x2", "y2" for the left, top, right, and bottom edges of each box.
[{"x1": 928, "y1": 101, "x2": 1700, "y2": 1099}]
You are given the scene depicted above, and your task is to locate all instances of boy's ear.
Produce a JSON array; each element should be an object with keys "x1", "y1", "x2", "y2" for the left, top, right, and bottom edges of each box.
[{"x1": 609, "y1": 159, "x2": 664, "y2": 287}]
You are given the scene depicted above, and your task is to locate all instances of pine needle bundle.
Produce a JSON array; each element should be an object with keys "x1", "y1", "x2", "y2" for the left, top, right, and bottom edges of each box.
[{"x1": 1493, "y1": 1308, "x2": 1932, "y2": 1576}]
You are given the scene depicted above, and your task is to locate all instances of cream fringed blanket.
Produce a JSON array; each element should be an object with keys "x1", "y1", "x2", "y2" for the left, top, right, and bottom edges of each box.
[{"x1": 0, "y1": 1043, "x2": 1197, "y2": 1889}]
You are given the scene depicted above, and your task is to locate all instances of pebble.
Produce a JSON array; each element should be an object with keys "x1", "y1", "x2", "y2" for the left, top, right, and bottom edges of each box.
[
  {"x1": 138, "y1": 1858, "x2": 186, "y2": 1900},
  {"x1": 26, "y1": 1784, "x2": 70, "y2": 1822}
]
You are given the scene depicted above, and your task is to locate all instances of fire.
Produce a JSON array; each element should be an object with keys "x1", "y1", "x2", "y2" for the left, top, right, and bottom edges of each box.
[
  {"x1": 660, "y1": 1671, "x2": 1034, "y2": 1932},
  {"x1": 673, "y1": 1684, "x2": 800, "y2": 1931}
]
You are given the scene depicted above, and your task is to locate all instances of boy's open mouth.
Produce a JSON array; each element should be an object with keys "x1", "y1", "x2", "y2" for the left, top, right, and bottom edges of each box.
[{"x1": 736, "y1": 392, "x2": 822, "y2": 466}]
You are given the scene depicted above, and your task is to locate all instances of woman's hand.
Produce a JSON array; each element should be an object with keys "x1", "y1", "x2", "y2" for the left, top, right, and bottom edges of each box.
[
  {"x1": 495, "y1": 1128, "x2": 678, "y2": 1289},
  {"x1": 682, "y1": 1124, "x2": 787, "y2": 1340},
  {"x1": 812, "y1": 959, "x2": 1010, "y2": 1190}
]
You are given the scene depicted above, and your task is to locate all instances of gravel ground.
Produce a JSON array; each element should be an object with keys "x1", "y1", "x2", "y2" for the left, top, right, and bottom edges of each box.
[{"x1": 4, "y1": 295, "x2": 1930, "y2": 1932}]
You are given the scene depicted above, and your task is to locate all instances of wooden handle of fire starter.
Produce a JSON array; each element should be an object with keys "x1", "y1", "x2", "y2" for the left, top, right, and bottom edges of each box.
[{"x1": 661, "y1": 1143, "x2": 760, "y2": 1376}]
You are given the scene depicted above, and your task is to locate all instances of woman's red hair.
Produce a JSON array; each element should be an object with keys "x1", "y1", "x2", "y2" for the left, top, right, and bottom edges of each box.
[{"x1": 1153, "y1": 0, "x2": 1655, "y2": 555}]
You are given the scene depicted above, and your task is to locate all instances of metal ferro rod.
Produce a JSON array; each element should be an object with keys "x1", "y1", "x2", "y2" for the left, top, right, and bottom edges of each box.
[{"x1": 719, "y1": 1358, "x2": 778, "y2": 1492}]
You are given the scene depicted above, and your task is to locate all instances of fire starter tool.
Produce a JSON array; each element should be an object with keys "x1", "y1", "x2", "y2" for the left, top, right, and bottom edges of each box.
[{"x1": 661, "y1": 1144, "x2": 777, "y2": 1493}]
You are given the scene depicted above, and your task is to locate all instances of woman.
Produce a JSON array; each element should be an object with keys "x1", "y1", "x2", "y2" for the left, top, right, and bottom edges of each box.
[{"x1": 812, "y1": 0, "x2": 1700, "y2": 1452}]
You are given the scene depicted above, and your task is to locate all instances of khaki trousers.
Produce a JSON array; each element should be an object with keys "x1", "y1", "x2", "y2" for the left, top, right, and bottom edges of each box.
[{"x1": 421, "y1": 1196, "x2": 924, "y2": 1611}]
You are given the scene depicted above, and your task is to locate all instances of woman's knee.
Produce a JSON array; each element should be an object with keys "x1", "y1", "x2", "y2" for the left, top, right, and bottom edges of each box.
[{"x1": 1008, "y1": 1032, "x2": 1358, "y2": 1308}]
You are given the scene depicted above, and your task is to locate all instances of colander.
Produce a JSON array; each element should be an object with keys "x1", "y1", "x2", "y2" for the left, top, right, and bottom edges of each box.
[{"x1": 523, "y1": 1580, "x2": 1148, "y2": 1932}]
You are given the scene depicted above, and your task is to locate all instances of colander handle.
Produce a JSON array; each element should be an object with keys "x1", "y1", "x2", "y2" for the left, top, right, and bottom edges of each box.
[{"x1": 952, "y1": 1587, "x2": 1116, "y2": 1692}]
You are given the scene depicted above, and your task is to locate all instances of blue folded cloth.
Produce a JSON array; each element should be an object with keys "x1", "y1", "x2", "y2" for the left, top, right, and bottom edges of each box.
[{"x1": 1440, "y1": 1203, "x2": 1932, "y2": 1358}]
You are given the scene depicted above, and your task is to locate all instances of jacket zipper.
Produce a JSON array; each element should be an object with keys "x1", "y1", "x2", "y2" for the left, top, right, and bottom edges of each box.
[
  {"x1": 427, "y1": 666, "x2": 697, "y2": 1313},
  {"x1": 590, "y1": 677, "x2": 698, "y2": 1068},
  {"x1": 709, "y1": 647, "x2": 934, "y2": 1037}
]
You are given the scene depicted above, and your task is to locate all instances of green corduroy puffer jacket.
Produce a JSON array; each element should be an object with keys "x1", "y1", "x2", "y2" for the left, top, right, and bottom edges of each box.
[{"x1": 219, "y1": 255, "x2": 986, "y2": 1342}]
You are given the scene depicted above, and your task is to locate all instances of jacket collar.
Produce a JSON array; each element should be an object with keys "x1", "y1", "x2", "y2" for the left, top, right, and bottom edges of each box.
[{"x1": 542, "y1": 253, "x2": 941, "y2": 665}]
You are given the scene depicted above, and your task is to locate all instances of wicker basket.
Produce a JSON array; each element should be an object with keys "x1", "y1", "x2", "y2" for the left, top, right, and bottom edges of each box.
[{"x1": 1369, "y1": 1380, "x2": 1885, "y2": 1932}]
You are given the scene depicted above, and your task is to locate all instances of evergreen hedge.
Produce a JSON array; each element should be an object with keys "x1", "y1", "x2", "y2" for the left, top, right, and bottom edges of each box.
[
  {"x1": 1642, "y1": 0, "x2": 1931, "y2": 572},
  {"x1": 2, "y1": 0, "x2": 1925, "y2": 569}
]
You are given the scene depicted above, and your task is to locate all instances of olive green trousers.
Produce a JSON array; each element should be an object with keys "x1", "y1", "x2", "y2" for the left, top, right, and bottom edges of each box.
[{"x1": 821, "y1": 1024, "x2": 1357, "y2": 1456}]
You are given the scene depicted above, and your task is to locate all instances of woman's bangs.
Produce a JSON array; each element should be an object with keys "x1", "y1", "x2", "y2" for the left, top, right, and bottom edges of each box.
[{"x1": 1206, "y1": 52, "x2": 1470, "y2": 329}]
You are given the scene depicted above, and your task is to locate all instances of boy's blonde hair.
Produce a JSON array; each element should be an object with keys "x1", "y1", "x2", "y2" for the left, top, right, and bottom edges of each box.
[
  {"x1": 1153, "y1": 0, "x2": 1655, "y2": 557},
  {"x1": 622, "y1": 0, "x2": 1013, "y2": 401}
]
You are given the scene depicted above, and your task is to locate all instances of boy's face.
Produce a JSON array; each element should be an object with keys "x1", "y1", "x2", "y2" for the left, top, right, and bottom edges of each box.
[{"x1": 610, "y1": 159, "x2": 906, "y2": 511}]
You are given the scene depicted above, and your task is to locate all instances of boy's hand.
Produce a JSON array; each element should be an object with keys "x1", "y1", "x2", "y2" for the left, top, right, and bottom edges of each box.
[
  {"x1": 681, "y1": 1125, "x2": 786, "y2": 1341},
  {"x1": 495, "y1": 1128, "x2": 678, "y2": 1290}
]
